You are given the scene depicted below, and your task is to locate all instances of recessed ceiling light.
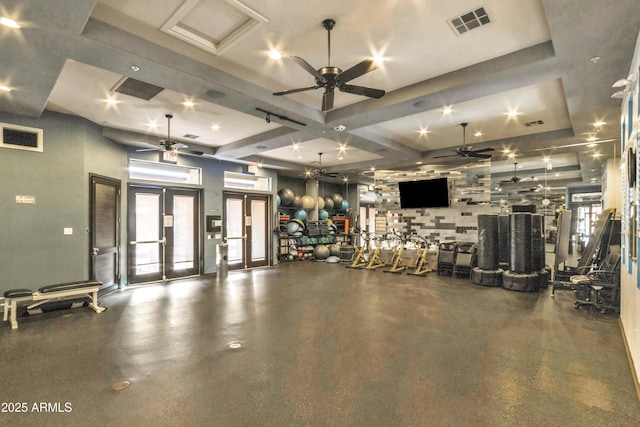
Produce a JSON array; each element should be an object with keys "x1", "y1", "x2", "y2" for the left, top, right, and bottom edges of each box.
[
  {"x1": 442, "y1": 107, "x2": 453, "y2": 115},
  {"x1": 418, "y1": 128, "x2": 430, "y2": 136},
  {"x1": 373, "y1": 56, "x2": 385, "y2": 66},
  {"x1": 292, "y1": 143, "x2": 300, "y2": 151},
  {"x1": 268, "y1": 49, "x2": 282, "y2": 60},
  {"x1": 0, "y1": 17, "x2": 21, "y2": 29},
  {"x1": 0, "y1": 85, "x2": 12, "y2": 92},
  {"x1": 147, "y1": 121, "x2": 158, "y2": 129},
  {"x1": 592, "y1": 153, "x2": 601, "y2": 158},
  {"x1": 211, "y1": 124, "x2": 220, "y2": 131},
  {"x1": 506, "y1": 110, "x2": 520, "y2": 118},
  {"x1": 297, "y1": 155, "x2": 302, "y2": 159},
  {"x1": 593, "y1": 121, "x2": 606, "y2": 127},
  {"x1": 182, "y1": 101, "x2": 195, "y2": 108},
  {"x1": 130, "y1": 65, "x2": 140, "y2": 72},
  {"x1": 105, "y1": 98, "x2": 119, "y2": 106},
  {"x1": 589, "y1": 56, "x2": 601, "y2": 64},
  {"x1": 338, "y1": 156, "x2": 344, "y2": 160},
  {"x1": 474, "y1": 131, "x2": 482, "y2": 137},
  {"x1": 338, "y1": 143, "x2": 347, "y2": 154}
]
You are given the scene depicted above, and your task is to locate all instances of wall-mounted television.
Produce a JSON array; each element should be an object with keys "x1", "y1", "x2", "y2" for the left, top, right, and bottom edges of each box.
[{"x1": 398, "y1": 177, "x2": 449, "y2": 209}]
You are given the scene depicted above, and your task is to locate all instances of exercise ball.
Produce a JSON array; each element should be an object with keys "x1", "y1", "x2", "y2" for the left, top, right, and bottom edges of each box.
[
  {"x1": 294, "y1": 209, "x2": 307, "y2": 221},
  {"x1": 326, "y1": 255, "x2": 340, "y2": 263},
  {"x1": 291, "y1": 218, "x2": 305, "y2": 230},
  {"x1": 292, "y1": 195, "x2": 303, "y2": 209},
  {"x1": 278, "y1": 188, "x2": 294, "y2": 206},
  {"x1": 313, "y1": 245, "x2": 330, "y2": 260},
  {"x1": 317, "y1": 197, "x2": 325, "y2": 210},
  {"x1": 331, "y1": 193, "x2": 343, "y2": 207},
  {"x1": 276, "y1": 194, "x2": 281, "y2": 207},
  {"x1": 286, "y1": 220, "x2": 302, "y2": 235},
  {"x1": 341, "y1": 200, "x2": 349, "y2": 211},
  {"x1": 329, "y1": 244, "x2": 341, "y2": 256},
  {"x1": 319, "y1": 209, "x2": 329, "y2": 220},
  {"x1": 301, "y1": 195, "x2": 315, "y2": 210},
  {"x1": 324, "y1": 197, "x2": 334, "y2": 209}
]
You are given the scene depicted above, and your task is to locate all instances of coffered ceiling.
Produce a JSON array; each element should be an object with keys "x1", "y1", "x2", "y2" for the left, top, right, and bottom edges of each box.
[{"x1": 0, "y1": 0, "x2": 638, "y2": 201}]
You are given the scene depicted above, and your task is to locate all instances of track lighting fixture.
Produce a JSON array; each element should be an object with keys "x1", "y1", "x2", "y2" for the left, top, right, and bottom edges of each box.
[{"x1": 255, "y1": 108, "x2": 306, "y2": 127}]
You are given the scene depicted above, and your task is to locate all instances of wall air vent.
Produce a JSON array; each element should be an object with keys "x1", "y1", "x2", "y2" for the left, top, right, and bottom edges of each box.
[
  {"x1": 0, "y1": 122, "x2": 43, "y2": 152},
  {"x1": 112, "y1": 77, "x2": 164, "y2": 101},
  {"x1": 448, "y1": 7, "x2": 491, "y2": 35},
  {"x1": 524, "y1": 120, "x2": 544, "y2": 127}
]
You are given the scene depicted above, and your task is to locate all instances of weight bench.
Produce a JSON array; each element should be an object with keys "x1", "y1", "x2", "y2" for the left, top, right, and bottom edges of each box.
[{"x1": 3, "y1": 280, "x2": 106, "y2": 329}]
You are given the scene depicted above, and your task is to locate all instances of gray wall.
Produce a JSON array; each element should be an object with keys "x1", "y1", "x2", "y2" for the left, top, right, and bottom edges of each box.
[{"x1": 0, "y1": 110, "x2": 127, "y2": 294}]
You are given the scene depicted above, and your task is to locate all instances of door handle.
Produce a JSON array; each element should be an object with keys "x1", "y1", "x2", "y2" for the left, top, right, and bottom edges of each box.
[
  {"x1": 91, "y1": 247, "x2": 99, "y2": 256},
  {"x1": 129, "y1": 240, "x2": 165, "y2": 245}
]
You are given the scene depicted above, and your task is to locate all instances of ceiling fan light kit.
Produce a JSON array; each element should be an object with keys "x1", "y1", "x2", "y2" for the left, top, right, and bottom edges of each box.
[{"x1": 273, "y1": 18, "x2": 386, "y2": 111}]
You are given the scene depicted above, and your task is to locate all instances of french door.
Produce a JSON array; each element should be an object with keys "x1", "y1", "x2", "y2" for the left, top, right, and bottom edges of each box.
[
  {"x1": 224, "y1": 193, "x2": 270, "y2": 270},
  {"x1": 128, "y1": 185, "x2": 201, "y2": 283}
]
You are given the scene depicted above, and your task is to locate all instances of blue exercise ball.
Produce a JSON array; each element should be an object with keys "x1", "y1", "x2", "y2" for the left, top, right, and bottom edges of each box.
[
  {"x1": 341, "y1": 200, "x2": 349, "y2": 211},
  {"x1": 276, "y1": 194, "x2": 281, "y2": 207},
  {"x1": 319, "y1": 209, "x2": 329, "y2": 220},
  {"x1": 294, "y1": 209, "x2": 307, "y2": 221}
]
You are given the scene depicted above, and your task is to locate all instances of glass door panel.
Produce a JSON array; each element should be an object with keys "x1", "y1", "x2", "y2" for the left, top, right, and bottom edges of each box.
[
  {"x1": 128, "y1": 188, "x2": 163, "y2": 283},
  {"x1": 166, "y1": 189, "x2": 200, "y2": 279},
  {"x1": 225, "y1": 196, "x2": 245, "y2": 268},
  {"x1": 250, "y1": 199, "x2": 266, "y2": 261}
]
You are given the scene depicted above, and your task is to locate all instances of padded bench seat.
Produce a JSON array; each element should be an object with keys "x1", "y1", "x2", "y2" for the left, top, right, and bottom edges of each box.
[{"x1": 3, "y1": 280, "x2": 106, "y2": 329}]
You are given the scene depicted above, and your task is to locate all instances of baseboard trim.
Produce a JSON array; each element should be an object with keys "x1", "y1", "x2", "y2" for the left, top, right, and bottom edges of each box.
[{"x1": 619, "y1": 318, "x2": 640, "y2": 402}]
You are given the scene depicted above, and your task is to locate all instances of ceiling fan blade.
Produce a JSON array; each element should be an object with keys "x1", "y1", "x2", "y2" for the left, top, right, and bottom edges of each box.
[
  {"x1": 172, "y1": 142, "x2": 188, "y2": 149},
  {"x1": 337, "y1": 59, "x2": 379, "y2": 83},
  {"x1": 322, "y1": 89, "x2": 335, "y2": 111},
  {"x1": 289, "y1": 56, "x2": 323, "y2": 80},
  {"x1": 181, "y1": 149, "x2": 203, "y2": 156},
  {"x1": 471, "y1": 147, "x2": 494, "y2": 154},
  {"x1": 432, "y1": 153, "x2": 458, "y2": 159},
  {"x1": 339, "y1": 84, "x2": 385, "y2": 98},
  {"x1": 468, "y1": 152, "x2": 493, "y2": 159},
  {"x1": 136, "y1": 147, "x2": 159, "y2": 152},
  {"x1": 273, "y1": 85, "x2": 320, "y2": 96}
]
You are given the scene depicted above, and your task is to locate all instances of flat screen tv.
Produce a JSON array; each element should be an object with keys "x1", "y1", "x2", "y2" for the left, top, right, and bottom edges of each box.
[{"x1": 398, "y1": 177, "x2": 449, "y2": 209}]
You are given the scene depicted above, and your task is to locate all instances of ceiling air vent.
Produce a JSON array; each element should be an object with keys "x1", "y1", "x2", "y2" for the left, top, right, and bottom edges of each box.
[
  {"x1": 183, "y1": 134, "x2": 200, "y2": 140},
  {"x1": 112, "y1": 77, "x2": 164, "y2": 101},
  {"x1": 448, "y1": 7, "x2": 491, "y2": 35},
  {"x1": 524, "y1": 120, "x2": 544, "y2": 127}
]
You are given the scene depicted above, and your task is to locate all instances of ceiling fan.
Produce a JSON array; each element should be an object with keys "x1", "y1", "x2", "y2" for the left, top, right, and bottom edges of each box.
[
  {"x1": 137, "y1": 114, "x2": 203, "y2": 157},
  {"x1": 500, "y1": 162, "x2": 531, "y2": 183},
  {"x1": 433, "y1": 123, "x2": 494, "y2": 159},
  {"x1": 273, "y1": 18, "x2": 385, "y2": 111},
  {"x1": 304, "y1": 152, "x2": 339, "y2": 179}
]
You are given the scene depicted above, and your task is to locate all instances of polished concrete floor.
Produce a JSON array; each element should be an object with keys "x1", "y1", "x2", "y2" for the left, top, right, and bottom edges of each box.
[{"x1": 2, "y1": 261, "x2": 639, "y2": 426}]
